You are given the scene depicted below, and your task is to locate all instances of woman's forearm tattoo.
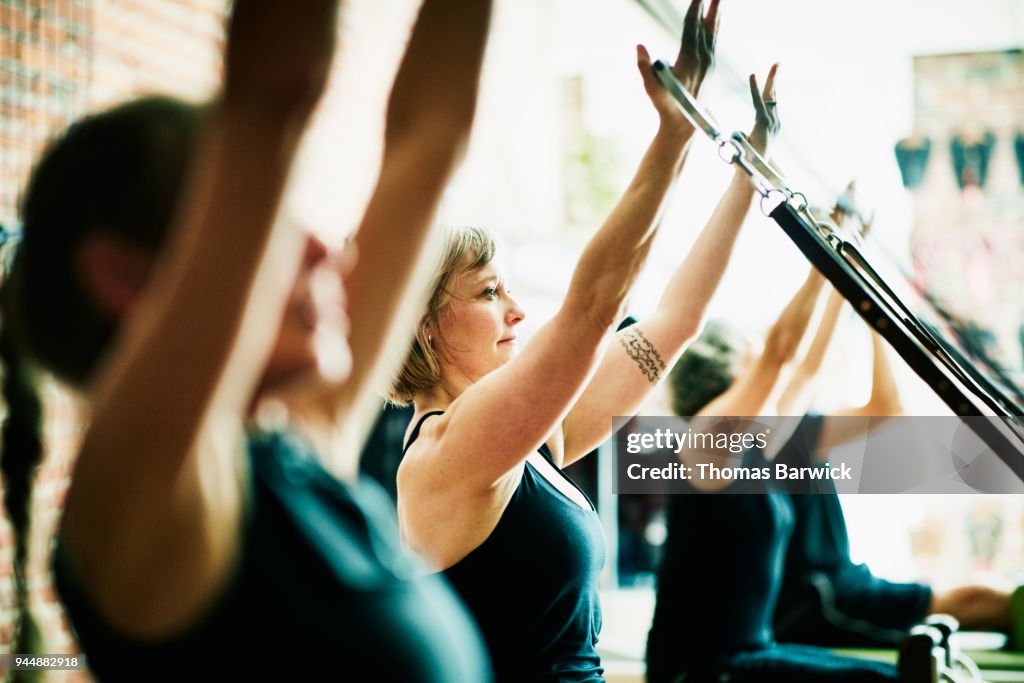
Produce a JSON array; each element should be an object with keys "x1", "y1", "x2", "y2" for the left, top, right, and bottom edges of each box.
[{"x1": 618, "y1": 327, "x2": 665, "y2": 383}]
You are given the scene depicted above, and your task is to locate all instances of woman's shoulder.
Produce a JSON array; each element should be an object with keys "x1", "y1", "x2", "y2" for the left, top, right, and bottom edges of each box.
[{"x1": 402, "y1": 409, "x2": 447, "y2": 454}]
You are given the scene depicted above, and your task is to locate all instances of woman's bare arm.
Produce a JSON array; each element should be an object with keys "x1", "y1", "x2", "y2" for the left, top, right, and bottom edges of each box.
[
  {"x1": 815, "y1": 330, "x2": 903, "y2": 457},
  {"x1": 560, "y1": 64, "x2": 780, "y2": 466},
  {"x1": 64, "y1": 0, "x2": 340, "y2": 637},
  {"x1": 673, "y1": 267, "x2": 825, "y2": 489},
  {"x1": 698, "y1": 267, "x2": 826, "y2": 420},
  {"x1": 405, "y1": 0, "x2": 721, "y2": 489},
  {"x1": 315, "y1": 0, "x2": 495, "y2": 468},
  {"x1": 774, "y1": 286, "x2": 846, "y2": 416}
]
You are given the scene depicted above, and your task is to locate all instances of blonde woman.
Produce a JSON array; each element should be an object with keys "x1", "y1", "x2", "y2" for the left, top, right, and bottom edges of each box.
[{"x1": 394, "y1": 1, "x2": 784, "y2": 678}]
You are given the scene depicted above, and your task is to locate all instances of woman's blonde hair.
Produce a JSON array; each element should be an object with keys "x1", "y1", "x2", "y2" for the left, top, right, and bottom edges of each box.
[{"x1": 388, "y1": 226, "x2": 496, "y2": 405}]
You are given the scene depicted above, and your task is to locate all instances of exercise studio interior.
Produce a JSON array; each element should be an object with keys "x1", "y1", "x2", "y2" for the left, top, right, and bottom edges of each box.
[{"x1": 1, "y1": 1, "x2": 1023, "y2": 682}]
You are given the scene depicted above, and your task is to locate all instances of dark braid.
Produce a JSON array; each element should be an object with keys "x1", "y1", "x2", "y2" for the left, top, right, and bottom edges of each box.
[{"x1": 1, "y1": 262, "x2": 43, "y2": 683}]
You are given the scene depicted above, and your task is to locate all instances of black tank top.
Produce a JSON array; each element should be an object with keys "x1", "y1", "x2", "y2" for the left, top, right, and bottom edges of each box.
[
  {"x1": 405, "y1": 412, "x2": 607, "y2": 682},
  {"x1": 53, "y1": 430, "x2": 492, "y2": 682},
  {"x1": 646, "y1": 446, "x2": 794, "y2": 677}
]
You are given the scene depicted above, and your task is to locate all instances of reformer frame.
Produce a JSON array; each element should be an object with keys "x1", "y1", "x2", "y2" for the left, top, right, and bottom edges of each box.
[{"x1": 652, "y1": 62, "x2": 1024, "y2": 484}]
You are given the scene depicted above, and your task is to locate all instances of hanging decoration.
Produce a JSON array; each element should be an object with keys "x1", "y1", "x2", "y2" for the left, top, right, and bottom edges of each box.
[
  {"x1": 894, "y1": 137, "x2": 932, "y2": 189},
  {"x1": 950, "y1": 131, "x2": 996, "y2": 190}
]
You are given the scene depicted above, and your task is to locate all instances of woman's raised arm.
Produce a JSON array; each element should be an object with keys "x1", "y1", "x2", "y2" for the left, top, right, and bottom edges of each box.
[
  {"x1": 699, "y1": 267, "x2": 826, "y2": 420},
  {"x1": 64, "y1": 0, "x2": 340, "y2": 636},
  {"x1": 406, "y1": 0, "x2": 721, "y2": 489},
  {"x1": 561, "y1": 62, "x2": 780, "y2": 465},
  {"x1": 314, "y1": 0, "x2": 495, "y2": 467}
]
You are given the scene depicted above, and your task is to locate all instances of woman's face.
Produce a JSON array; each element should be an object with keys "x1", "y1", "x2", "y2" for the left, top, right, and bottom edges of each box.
[
  {"x1": 434, "y1": 260, "x2": 525, "y2": 385},
  {"x1": 262, "y1": 232, "x2": 352, "y2": 389}
]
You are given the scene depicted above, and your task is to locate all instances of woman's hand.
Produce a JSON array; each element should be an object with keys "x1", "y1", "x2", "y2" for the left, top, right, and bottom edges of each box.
[
  {"x1": 830, "y1": 180, "x2": 876, "y2": 237},
  {"x1": 637, "y1": 0, "x2": 720, "y2": 138},
  {"x1": 747, "y1": 63, "x2": 780, "y2": 156}
]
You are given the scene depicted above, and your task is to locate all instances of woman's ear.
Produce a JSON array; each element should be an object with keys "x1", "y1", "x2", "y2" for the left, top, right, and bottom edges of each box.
[{"x1": 76, "y1": 233, "x2": 153, "y2": 318}]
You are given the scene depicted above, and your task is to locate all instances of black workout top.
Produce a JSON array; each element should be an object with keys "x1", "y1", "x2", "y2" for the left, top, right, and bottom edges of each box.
[
  {"x1": 776, "y1": 415, "x2": 849, "y2": 571},
  {"x1": 53, "y1": 430, "x2": 492, "y2": 682},
  {"x1": 404, "y1": 412, "x2": 607, "y2": 683},
  {"x1": 647, "y1": 445, "x2": 795, "y2": 671},
  {"x1": 773, "y1": 415, "x2": 931, "y2": 645}
]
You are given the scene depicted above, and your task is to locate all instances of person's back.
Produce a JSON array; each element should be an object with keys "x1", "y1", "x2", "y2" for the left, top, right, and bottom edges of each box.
[
  {"x1": 646, "y1": 268, "x2": 901, "y2": 682},
  {"x1": 646, "y1": 449, "x2": 795, "y2": 681},
  {"x1": 55, "y1": 430, "x2": 488, "y2": 681},
  {"x1": 772, "y1": 416, "x2": 933, "y2": 647}
]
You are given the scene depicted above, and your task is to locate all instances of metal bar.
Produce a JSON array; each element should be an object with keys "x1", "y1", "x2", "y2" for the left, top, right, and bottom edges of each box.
[
  {"x1": 651, "y1": 60, "x2": 723, "y2": 143},
  {"x1": 769, "y1": 202, "x2": 1024, "y2": 482}
]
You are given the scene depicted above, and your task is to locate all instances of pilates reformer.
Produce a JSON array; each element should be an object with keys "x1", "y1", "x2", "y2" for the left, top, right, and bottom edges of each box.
[
  {"x1": 650, "y1": 61, "x2": 1024, "y2": 481},
  {"x1": 650, "y1": 60, "x2": 1024, "y2": 683}
]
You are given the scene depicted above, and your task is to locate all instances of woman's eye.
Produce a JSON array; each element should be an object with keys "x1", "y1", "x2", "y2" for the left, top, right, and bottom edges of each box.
[{"x1": 482, "y1": 287, "x2": 498, "y2": 298}]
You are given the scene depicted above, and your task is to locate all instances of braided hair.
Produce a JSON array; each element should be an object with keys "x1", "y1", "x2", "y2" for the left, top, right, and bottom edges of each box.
[{"x1": 1, "y1": 263, "x2": 43, "y2": 681}]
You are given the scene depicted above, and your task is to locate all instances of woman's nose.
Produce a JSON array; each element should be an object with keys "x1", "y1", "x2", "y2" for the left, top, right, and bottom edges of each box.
[{"x1": 506, "y1": 296, "x2": 525, "y2": 325}]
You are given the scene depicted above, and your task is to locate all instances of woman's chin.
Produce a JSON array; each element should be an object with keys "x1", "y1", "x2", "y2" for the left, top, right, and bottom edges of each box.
[{"x1": 497, "y1": 340, "x2": 519, "y2": 354}]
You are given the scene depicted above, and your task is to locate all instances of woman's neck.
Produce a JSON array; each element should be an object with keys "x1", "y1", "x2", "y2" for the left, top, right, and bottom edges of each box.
[
  {"x1": 418, "y1": 364, "x2": 489, "y2": 411},
  {"x1": 416, "y1": 373, "x2": 478, "y2": 412},
  {"x1": 415, "y1": 386, "x2": 457, "y2": 413}
]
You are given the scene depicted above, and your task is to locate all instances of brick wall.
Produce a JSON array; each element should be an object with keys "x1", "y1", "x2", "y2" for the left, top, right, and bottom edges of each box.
[
  {"x1": 89, "y1": 0, "x2": 224, "y2": 108},
  {"x1": 0, "y1": 0, "x2": 92, "y2": 232}
]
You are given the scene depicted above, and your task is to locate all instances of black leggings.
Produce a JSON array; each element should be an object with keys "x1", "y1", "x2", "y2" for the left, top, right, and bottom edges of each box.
[{"x1": 647, "y1": 643, "x2": 898, "y2": 683}]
